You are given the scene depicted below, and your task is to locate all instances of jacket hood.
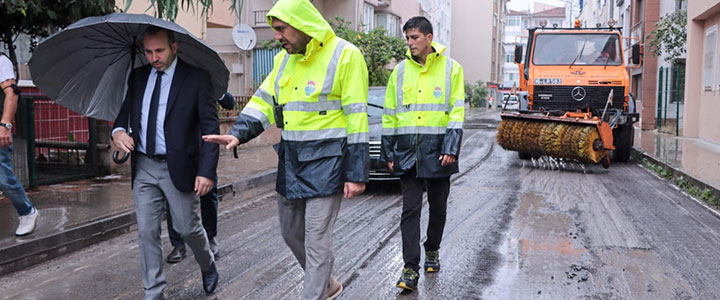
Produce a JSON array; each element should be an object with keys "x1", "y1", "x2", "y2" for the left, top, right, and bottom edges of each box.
[
  {"x1": 406, "y1": 41, "x2": 447, "y2": 60},
  {"x1": 267, "y1": 0, "x2": 336, "y2": 45}
]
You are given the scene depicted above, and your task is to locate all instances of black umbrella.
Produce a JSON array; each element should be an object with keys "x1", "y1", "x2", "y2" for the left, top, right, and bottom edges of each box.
[{"x1": 28, "y1": 12, "x2": 230, "y2": 122}]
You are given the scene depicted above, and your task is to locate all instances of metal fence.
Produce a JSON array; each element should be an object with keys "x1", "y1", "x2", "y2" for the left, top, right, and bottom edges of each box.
[
  {"x1": 254, "y1": 10, "x2": 269, "y2": 26},
  {"x1": 218, "y1": 95, "x2": 251, "y2": 119},
  {"x1": 17, "y1": 94, "x2": 97, "y2": 188}
]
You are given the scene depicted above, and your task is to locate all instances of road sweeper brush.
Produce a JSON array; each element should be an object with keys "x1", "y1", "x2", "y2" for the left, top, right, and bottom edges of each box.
[{"x1": 497, "y1": 111, "x2": 615, "y2": 166}]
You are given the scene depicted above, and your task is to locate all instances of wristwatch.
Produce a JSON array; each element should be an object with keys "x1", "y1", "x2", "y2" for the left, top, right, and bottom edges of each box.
[{"x1": 0, "y1": 123, "x2": 12, "y2": 130}]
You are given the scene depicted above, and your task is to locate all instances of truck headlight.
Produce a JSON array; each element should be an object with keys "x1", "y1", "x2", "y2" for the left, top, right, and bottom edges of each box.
[{"x1": 534, "y1": 78, "x2": 562, "y2": 85}]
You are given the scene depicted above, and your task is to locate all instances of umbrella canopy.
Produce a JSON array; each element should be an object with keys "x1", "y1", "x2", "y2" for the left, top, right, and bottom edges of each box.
[{"x1": 28, "y1": 12, "x2": 229, "y2": 121}]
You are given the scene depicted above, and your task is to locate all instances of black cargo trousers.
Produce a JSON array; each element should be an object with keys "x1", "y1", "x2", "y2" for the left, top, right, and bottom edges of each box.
[{"x1": 399, "y1": 167, "x2": 451, "y2": 271}]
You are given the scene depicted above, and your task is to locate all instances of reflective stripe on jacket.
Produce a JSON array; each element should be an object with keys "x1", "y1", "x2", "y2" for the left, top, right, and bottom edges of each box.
[
  {"x1": 228, "y1": 0, "x2": 369, "y2": 200},
  {"x1": 380, "y1": 42, "x2": 465, "y2": 178}
]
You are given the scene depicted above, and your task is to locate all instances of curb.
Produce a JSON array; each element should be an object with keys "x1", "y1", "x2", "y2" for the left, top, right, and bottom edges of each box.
[
  {"x1": 632, "y1": 147, "x2": 720, "y2": 211},
  {"x1": 0, "y1": 169, "x2": 278, "y2": 276}
]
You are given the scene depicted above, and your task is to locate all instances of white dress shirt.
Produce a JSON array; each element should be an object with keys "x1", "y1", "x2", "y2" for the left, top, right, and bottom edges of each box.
[{"x1": 113, "y1": 57, "x2": 177, "y2": 155}]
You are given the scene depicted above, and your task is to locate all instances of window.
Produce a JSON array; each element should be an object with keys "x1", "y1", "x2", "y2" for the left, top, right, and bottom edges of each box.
[
  {"x1": 703, "y1": 25, "x2": 717, "y2": 91},
  {"x1": 375, "y1": 13, "x2": 401, "y2": 37},
  {"x1": 363, "y1": 3, "x2": 374, "y2": 33},
  {"x1": 523, "y1": 19, "x2": 529, "y2": 29},
  {"x1": 505, "y1": 52, "x2": 514, "y2": 63},
  {"x1": 507, "y1": 17, "x2": 520, "y2": 27}
]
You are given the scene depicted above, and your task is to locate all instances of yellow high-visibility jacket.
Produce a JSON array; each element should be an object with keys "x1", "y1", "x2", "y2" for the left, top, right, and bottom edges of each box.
[
  {"x1": 228, "y1": 0, "x2": 369, "y2": 200},
  {"x1": 380, "y1": 42, "x2": 465, "y2": 178}
]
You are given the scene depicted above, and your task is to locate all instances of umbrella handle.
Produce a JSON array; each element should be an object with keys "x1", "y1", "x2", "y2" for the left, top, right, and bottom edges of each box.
[{"x1": 113, "y1": 150, "x2": 130, "y2": 164}]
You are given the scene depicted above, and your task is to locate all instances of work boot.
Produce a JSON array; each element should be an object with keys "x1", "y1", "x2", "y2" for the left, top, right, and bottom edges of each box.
[
  {"x1": 15, "y1": 207, "x2": 39, "y2": 236},
  {"x1": 166, "y1": 245, "x2": 186, "y2": 263},
  {"x1": 395, "y1": 268, "x2": 419, "y2": 290},
  {"x1": 424, "y1": 250, "x2": 440, "y2": 272},
  {"x1": 326, "y1": 276, "x2": 343, "y2": 299}
]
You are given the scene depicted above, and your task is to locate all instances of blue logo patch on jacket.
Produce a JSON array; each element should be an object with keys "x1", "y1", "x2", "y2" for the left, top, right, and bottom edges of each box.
[
  {"x1": 305, "y1": 81, "x2": 316, "y2": 95},
  {"x1": 433, "y1": 87, "x2": 442, "y2": 98}
]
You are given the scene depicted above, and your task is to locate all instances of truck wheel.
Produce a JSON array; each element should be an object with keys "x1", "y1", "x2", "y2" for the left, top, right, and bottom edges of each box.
[
  {"x1": 612, "y1": 124, "x2": 634, "y2": 162},
  {"x1": 518, "y1": 152, "x2": 532, "y2": 160}
]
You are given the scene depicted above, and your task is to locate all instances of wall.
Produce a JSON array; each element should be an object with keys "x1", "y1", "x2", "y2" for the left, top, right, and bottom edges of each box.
[
  {"x1": 451, "y1": 0, "x2": 491, "y2": 84},
  {"x1": 119, "y1": 0, "x2": 206, "y2": 39},
  {"x1": 685, "y1": 1, "x2": 720, "y2": 143}
]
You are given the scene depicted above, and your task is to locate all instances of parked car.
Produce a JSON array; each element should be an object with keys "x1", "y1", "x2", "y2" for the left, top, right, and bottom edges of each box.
[
  {"x1": 367, "y1": 86, "x2": 401, "y2": 181},
  {"x1": 501, "y1": 94, "x2": 519, "y2": 111}
]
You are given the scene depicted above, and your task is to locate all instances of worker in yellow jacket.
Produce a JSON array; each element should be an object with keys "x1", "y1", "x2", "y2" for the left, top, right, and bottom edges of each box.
[
  {"x1": 203, "y1": 0, "x2": 369, "y2": 298},
  {"x1": 380, "y1": 16, "x2": 465, "y2": 291}
]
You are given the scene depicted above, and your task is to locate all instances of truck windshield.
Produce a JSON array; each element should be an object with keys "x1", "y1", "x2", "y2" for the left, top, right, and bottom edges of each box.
[{"x1": 532, "y1": 33, "x2": 622, "y2": 66}]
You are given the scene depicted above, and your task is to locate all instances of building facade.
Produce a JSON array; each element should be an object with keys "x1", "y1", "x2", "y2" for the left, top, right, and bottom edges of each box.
[
  {"x1": 452, "y1": 0, "x2": 507, "y2": 101},
  {"x1": 684, "y1": 0, "x2": 720, "y2": 144}
]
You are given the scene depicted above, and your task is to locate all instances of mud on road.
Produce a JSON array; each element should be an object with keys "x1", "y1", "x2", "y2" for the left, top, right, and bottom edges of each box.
[{"x1": 2, "y1": 110, "x2": 720, "y2": 299}]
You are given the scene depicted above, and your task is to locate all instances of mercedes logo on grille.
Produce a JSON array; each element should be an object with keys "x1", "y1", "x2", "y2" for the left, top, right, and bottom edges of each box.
[{"x1": 571, "y1": 86, "x2": 586, "y2": 101}]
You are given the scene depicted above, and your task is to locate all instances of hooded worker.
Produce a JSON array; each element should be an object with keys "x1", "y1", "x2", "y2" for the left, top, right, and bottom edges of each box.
[
  {"x1": 380, "y1": 16, "x2": 465, "y2": 291},
  {"x1": 202, "y1": 0, "x2": 369, "y2": 299}
]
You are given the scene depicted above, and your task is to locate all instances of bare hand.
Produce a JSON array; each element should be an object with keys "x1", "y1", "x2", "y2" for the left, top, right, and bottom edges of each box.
[
  {"x1": 386, "y1": 161, "x2": 394, "y2": 171},
  {"x1": 0, "y1": 127, "x2": 11, "y2": 148},
  {"x1": 112, "y1": 130, "x2": 134, "y2": 154},
  {"x1": 202, "y1": 134, "x2": 240, "y2": 150},
  {"x1": 194, "y1": 176, "x2": 213, "y2": 196},
  {"x1": 344, "y1": 182, "x2": 366, "y2": 199},
  {"x1": 439, "y1": 154, "x2": 457, "y2": 167}
]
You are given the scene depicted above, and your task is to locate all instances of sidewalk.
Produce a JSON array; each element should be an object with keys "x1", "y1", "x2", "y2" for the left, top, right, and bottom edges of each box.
[
  {"x1": 633, "y1": 129, "x2": 720, "y2": 204},
  {"x1": 0, "y1": 144, "x2": 278, "y2": 275}
]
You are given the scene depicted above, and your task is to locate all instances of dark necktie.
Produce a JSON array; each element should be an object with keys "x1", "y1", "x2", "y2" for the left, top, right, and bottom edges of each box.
[{"x1": 146, "y1": 71, "x2": 163, "y2": 156}]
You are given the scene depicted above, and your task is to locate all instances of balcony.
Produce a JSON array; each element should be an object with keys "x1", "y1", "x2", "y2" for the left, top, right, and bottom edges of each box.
[{"x1": 254, "y1": 10, "x2": 270, "y2": 27}]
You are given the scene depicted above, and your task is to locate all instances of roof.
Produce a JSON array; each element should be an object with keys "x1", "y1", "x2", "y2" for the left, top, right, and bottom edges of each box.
[{"x1": 533, "y1": 7, "x2": 565, "y2": 17}]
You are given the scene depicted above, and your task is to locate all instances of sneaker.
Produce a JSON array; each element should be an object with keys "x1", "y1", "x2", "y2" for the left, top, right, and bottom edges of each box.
[
  {"x1": 424, "y1": 250, "x2": 440, "y2": 272},
  {"x1": 395, "y1": 268, "x2": 419, "y2": 290},
  {"x1": 15, "y1": 207, "x2": 39, "y2": 236},
  {"x1": 325, "y1": 276, "x2": 343, "y2": 299}
]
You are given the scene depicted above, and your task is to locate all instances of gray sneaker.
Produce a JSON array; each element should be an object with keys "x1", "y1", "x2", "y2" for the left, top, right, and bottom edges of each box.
[{"x1": 16, "y1": 207, "x2": 39, "y2": 236}]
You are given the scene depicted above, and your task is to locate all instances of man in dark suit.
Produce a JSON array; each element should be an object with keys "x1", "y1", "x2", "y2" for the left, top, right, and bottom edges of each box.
[{"x1": 111, "y1": 26, "x2": 219, "y2": 300}]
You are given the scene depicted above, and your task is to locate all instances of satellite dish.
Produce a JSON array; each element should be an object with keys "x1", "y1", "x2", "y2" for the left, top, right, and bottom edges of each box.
[
  {"x1": 419, "y1": 0, "x2": 431, "y2": 12},
  {"x1": 232, "y1": 24, "x2": 257, "y2": 51}
]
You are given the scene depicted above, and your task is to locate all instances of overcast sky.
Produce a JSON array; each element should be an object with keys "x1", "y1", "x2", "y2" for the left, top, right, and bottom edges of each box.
[{"x1": 507, "y1": 0, "x2": 569, "y2": 12}]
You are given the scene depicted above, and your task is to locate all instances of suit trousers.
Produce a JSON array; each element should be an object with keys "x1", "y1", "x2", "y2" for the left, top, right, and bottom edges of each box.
[
  {"x1": 400, "y1": 167, "x2": 450, "y2": 272},
  {"x1": 167, "y1": 177, "x2": 218, "y2": 246},
  {"x1": 133, "y1": 154, "x2": 214, "y2": 300},
  {"x1": 277, "y1": 193, "x2": 342, "y2": 300}
]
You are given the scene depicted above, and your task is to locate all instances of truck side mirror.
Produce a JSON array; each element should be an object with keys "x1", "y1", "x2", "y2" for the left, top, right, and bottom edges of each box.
[
  {"x1": 514, "y1": 45, "x2": 523, "y2": 63},
  {"x1": 631, "y1": 44, "x2": 641, "y2": 65}
]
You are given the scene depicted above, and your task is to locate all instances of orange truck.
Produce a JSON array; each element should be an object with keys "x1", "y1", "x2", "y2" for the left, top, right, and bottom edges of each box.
[{"x1": 497, "y1": 23, "x2": 641, "y2": 168}]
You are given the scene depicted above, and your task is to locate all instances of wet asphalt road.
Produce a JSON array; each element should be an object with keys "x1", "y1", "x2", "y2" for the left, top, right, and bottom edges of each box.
[{"x1": 2, "y1": 111, "x2": 720, "y2": 299}]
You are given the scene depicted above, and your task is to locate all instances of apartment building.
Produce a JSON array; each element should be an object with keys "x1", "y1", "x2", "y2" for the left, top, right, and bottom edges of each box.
[
  {"x1": 452, "y1": 0, "x2": 507, "y2": 101},
  {"x1": 685, "y1": 0, "x2": 720, "y2": 144}
]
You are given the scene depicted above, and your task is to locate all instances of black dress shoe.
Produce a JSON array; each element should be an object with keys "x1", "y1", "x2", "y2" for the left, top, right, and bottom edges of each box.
[
  {"x1": 166, "y1": 245, "x2": 186, "y2": 264},
  {"x1": 202, "y1": 262, "x2": 219, "y2": 294}
]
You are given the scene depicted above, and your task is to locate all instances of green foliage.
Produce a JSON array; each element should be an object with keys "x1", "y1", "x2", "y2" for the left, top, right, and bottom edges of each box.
[
  {"x1": 0, "y1": 0, "x2": 116, "y2": 71},
  {"x1": 465, "y1": 80, "x2": 489, "y2": 107},
  {"x1": 124, "y1": 0, "x2": 242, "y2": 22},
  {"x1": 329, "y1": 17, "x2": 406, "y2": 86},
  {"x1": 647, "y1": 10, "x2": 687, "y2": 63}
]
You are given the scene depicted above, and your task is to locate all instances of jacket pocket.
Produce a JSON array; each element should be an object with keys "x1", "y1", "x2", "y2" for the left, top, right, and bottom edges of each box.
[{"x1": 297, "y1": 141, "x2": 343, "y2": 162}]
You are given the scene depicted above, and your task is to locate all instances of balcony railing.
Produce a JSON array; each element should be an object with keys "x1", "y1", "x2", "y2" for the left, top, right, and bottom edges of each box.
[{"x1": 254, "y1": 10, "x2": 269, "y2": 26}]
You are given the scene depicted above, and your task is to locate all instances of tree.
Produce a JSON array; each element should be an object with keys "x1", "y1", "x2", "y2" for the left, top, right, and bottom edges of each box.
[
  {"x1": 124, "y1": 0, "x2": 243, "y2": 22},
  {"x1": 0, "y1": 0, "x2": 116, "y2": 76},
  {"x1": 465, "y1": 80, "x2": 489, "y2": 107},
  {"x1": 329, "y1": 17, "x2": 406, "y2": 86},
  {"x1": 647, "y1": 10, "x2": 687, "y2": 63}
]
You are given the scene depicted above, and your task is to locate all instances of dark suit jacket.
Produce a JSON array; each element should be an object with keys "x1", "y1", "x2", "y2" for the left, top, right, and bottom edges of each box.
[{"x1": 113, "y1": 59, "x2": 219, "y2": 193}]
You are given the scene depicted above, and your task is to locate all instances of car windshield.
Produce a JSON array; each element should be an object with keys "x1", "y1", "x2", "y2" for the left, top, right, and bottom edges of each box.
[
  {"x1": 532, "y1": 33, "x2": 622, "y2": 66},
  {"x1": 367, "y1": 88, "x2": 385, "y2": 117}
]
